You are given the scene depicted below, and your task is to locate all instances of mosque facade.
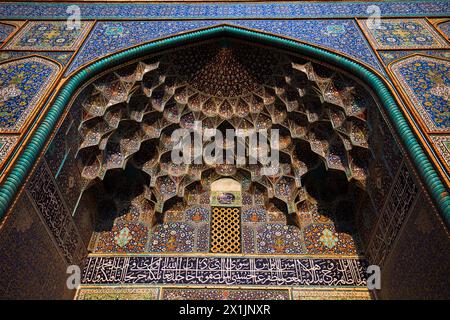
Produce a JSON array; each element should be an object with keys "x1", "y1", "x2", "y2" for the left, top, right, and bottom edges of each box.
[{"x1": 0, "y1": 1, "x2": 449, "y2": 300}]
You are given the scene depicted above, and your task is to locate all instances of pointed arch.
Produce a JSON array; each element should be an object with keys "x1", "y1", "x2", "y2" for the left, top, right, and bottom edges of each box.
[{"x1": 0, "y1": 24, "x2": 448, "y2": 228}]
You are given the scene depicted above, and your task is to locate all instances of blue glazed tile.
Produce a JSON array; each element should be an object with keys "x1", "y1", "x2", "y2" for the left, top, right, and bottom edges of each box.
[
  {"x1": 0, "y1": 51, "x2": 74, "y2": 66},
  {"x1": 65, "y1": 21, "x2": 219, "y2": 75},
  {"x1": 66, "y1": 20, "x2": 384, "y2": 76},
  {"x1": 437, "y1": 21, "x2": 450, "y2": 38},
  {"x1": 359, "y1": 18, "x2": 448, "y2": 49},
  {"x1": 390, "y1": 55, "x2": 450, "y2": 131},
  {"x1": 233, "y1": 20, "x2": 384, "y2": 74},
  {"x1": 4, "y1": 21, "x2": 93, "y2": 51},
  {"x1": 378, "y1": 50, "x2": 450, "y2": 65},
  {"x1": 0, "y1": 22, "x2": 15, "y2": 41},
  {"x1": 0, "y1": 57, "x2": 59, "y2": 131},
  {"x1": 0, "y1": 2, "x2": 449, "y2": 20}
]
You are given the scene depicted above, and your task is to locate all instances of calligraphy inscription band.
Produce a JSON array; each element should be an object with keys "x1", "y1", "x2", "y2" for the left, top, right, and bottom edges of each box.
[{"x1": 82, "y1": 255, "x2": 368, "y2": 287}]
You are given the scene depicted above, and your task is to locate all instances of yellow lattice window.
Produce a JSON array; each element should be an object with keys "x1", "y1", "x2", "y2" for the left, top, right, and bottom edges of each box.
[{"x1": 210, "y1": 207, "x2": 241, "y2": 253}]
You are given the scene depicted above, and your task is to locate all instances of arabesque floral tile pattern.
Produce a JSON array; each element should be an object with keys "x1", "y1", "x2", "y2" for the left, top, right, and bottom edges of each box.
[
  {"x1": 359, "y1": 18, "x2": 448, "y2": 49},
  {"x1": 390, "y1": 55, "x2": 450, "y2": 132},
  {"x1": 4, "y1": 21, "x2": 93, "y2": 51}
]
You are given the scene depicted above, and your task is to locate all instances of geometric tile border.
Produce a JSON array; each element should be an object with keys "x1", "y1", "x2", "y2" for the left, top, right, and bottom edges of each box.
[
  {"x1": 359, "y1": 18, "x2": 448, "y2": 49},
  {"x1": 0, "y1": 134, "x2": 18, "y2": 167},
  {"x1": 437, "y1": 20, "x2": 450, "y2": 39},
  {"x1": 378, "y1": 50, "x2": 450, "y2": 65},
  {"x1": 0, "y1": 51, "x2": 74, "y2": 66},
  {"x1": 430, "y1": 135, "x2": 450, "y2": 169},
  {"x1": 26, "y1": 161, "x2": 86, "y2": 265},
  {"x1": 0, "y1": 56, "x2": 59, "y2": 132},
  {"x1": 66, "y1": 20, "x2": 383, "y2": 76},
  {"x1": 292, "y1": 287, "x2": 372, "y2": 300},
  {"x1": 76, "y1": 285, "x2": 371, "y2": 300},
  {"x1": 4, "y1": 21, "x2": 93, "y2": 51},
  {"x1": 0, "y1": 22, "x2": 16, "y2": 42},
  {"x1": 75, "y1": 286, "x2": 159, "y2": 300},
  {"x1": 0, "y1": 2, "x2": 450, "y2": 19},
  {"x1": 82, "y1": 255, "x2": 368, "y2": 287},
  {"x1": 161, "y1": 287, "x2": 290, "y2": 300}
]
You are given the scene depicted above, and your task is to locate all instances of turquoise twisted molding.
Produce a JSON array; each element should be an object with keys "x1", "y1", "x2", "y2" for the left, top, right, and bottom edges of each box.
[{"x1": 0, "y1": 25, "x2": 448, "y2": 227}]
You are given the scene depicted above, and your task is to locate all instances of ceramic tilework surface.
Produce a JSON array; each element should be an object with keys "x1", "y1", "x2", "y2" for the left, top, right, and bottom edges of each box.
[
  {"x1": 292, "y1": 288, "x2": 371, "y2": 300},
  {"x1": 76, "y1": 287, "x2": 160, "y2": 300},
  {"x1": 3, "y1": 21, "x2": 93, "y2": 51},
  {"x1": 81, "y1": 255, "x2": 368, "y2": 286},
  {"x1": 378, "y1": 50, "x2": 450, "y2": 65},
  {"x1": 377, "y1": 192, "x2": 450, "y2": 299},
  {"x1": 0, "y1": 1, "x2": 449, "y2": 19},
  {"x1": 161, "y1": 287, "x2": 290, "y2": 300},
  {"x1": 0, "y1": 56, "x2": 59, "y2": 132},
  {"x1": 430, "y1": 135, "x2": 450, "y2": 169},
  {"x1": 0, "y1": 51, "x2": 74, "y2": 66},
  {"x1": 0, "y1": 13, "x2": 448, "y2": 186},
  {"x1": 65, "y1": 19, "x2": 383, "y2": 76},
  {"x1": 45, "y1": 112, "x2": 84, "y2": 215},
  {"x1": 0, "y1": 22, "x2": 15, "y2": 42},
  {"x1": 240, "y1": 204, "x2": 360, "y2": 256},
  {"x1": 390, "y1": 55, "x2": 450, "y2": 132},
  {"x1": 437, "y1": 20, "x2": 450, "y2": 38},
  {"x1": 89, "y1": 203, "x2": 211, "y2": 254},
  {"x1": 366, "y1": 161, "x2": 420, "y2": 266},
  {"x1": 76, "y1": 285, "x2": 371, "y2": 300},
  {"x1": 26, "y1": 160, "x2": 86, "y2": 265},
  {"x1": 0, "y1": 192, "x2": 75, "y2": 299},
  {"x1": 65, "y1": 20, "x2": 217, "y2": 75},
  {"x1": 359, "y1": 18, "x2": 448, "y2": 49},
  {"x1": 363, "y1": 117, "x2": 404, "y2": 229},
  {"x1": 0, "y1": 1, "x2": 449, "y2": 300},
  {"x1": 89, "y1": 199, "x2": 361, "y2": 257},
  {"x1": 0, "y1": 135, "x2": 18, "y2": 168},
  {"x1": 236, "y1": 20, "x2": 383, "y2": 73}
]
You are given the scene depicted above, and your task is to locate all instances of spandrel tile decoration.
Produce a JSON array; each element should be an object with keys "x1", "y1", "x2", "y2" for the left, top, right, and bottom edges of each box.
[{"x1": 0, "y1": 0, "x2": 448, "y2": 302}]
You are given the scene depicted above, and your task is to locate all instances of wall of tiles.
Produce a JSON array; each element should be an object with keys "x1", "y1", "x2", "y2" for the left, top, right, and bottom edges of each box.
[
  {"x1": 0, "y1": 191, "x2": 76, "y2": 299},
  {"x1": 378, "y1": 191, "x2": 450, "y2": 299},
  {"x1": 0, "y1": 1, "x2": 448, "y2": 300}
]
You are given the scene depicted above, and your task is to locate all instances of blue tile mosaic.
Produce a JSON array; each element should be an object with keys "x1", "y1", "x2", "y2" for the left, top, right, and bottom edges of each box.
[
  {"x1": 82, "y1": 255, "x2": 369, "y2": 286},
  {"x1": 0, "y1": 135, "x2": 18, "y2": 167},
  {"x1": 390, "y1": 55, "x2": 450, "y2": 132},
  {"x1": 0, "y1": 22, "x2": 15, "y2": 42},
  {"x1": 4, "y1": 21, "x2": 93, "y2": 51},
  {"x1": 359, "y1": 18, "x2": 448, "y2": 49},
  {"x1": 0, "y1": 51, "x2": 74, "y2": 66},
  {"x1": 437, "y1": 20, "x2": 450, "y2": 38},
  {"x1": 0, "y1": 1, "x2": 449, "y2": 20},
  {"x1": 378, "y1": 50, "x2": 450, "y2": 65},
  {"x1": 66, "y1": 20, "x2": 383, "y2": 76},
  {"x1": 0, "y1": 56, "x2": 59, "y2": 131},
  {"x1": 65, "y1": 21, "x2": 218, "y2": 75}
]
